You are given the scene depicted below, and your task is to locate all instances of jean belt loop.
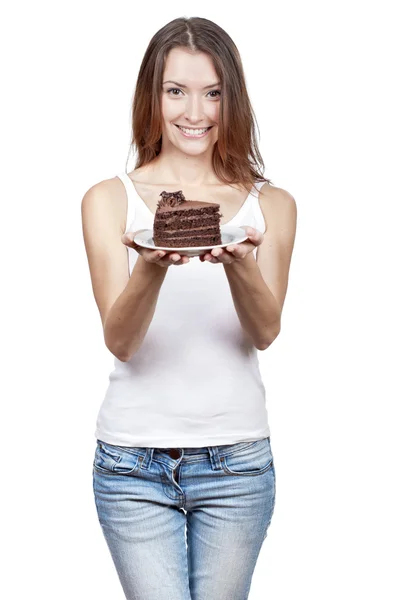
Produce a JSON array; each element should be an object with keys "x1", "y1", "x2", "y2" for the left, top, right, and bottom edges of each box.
[
  {"x1": 207, "y1": 445, "x2": 223, "y2": 471},
  {"x1": 142, "y1": 448, "x2": 154, "y2": 470}
]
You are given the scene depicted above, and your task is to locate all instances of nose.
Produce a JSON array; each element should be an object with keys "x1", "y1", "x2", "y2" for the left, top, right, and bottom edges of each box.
[{"x1": 184, "y1": 94, "x2": 203, "y2": 123}]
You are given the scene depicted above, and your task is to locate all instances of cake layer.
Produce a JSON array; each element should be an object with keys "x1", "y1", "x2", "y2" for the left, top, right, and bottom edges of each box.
[
  {"x1": 155, "y1": 200, "x2": 220, "y2": 215},
  {"x1": 153, "y1": 233, "x2": 222, "y2": 248},
  {"x1": 154, "y1": 210, "x2": 220, "y2": 224},
  {"x1": 154, "y1": 211, "x2": 220, "y2": 222},
  {"x1": 154, "y1": 215, "x2": 220, "y2": 231},
  {"x1": 156, "y1": 225, "x2": 219, "y2": 238}
]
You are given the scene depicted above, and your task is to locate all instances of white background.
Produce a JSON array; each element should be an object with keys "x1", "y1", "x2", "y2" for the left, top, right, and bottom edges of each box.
[{"x1": 2, "y1": 0, "x2": 399, "y2": 598}]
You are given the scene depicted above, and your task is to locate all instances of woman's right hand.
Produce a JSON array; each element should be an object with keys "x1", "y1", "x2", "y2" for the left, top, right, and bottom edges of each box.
[{"x1": 121, "y1": 232, "x2": 190, "y2": 267}]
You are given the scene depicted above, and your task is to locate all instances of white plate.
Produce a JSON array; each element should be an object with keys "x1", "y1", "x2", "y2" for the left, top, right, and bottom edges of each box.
[{"x1": 133, "y1": 225, "x2": 249, "y2": 257}]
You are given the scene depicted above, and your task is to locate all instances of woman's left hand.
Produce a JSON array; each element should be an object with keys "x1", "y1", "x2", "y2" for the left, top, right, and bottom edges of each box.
[{"x1": 199, "y1": 226, "x2": 264, "y2": 264}]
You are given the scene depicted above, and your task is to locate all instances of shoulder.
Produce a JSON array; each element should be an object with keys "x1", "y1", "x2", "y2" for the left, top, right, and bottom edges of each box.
[
  {"x1": 258, "y1": 182, "x2": 297, "y2": 227},
  {"x1": 82, "y1": 175, "x2": 123, "y2": 201},
  {"x1": 259, "y1": 182, "x2": 296, "y2": 208},
  {"x1": 81, "y1": 176, "x2": 127, "y2": 234}
]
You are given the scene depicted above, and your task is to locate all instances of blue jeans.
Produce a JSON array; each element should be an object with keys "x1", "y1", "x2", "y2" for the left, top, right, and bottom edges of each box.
[{"x1": 92, "y1": 437, "x2": 276, "y2": 600}]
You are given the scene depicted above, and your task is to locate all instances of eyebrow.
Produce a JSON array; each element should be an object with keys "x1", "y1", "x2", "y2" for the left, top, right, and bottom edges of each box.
[{"x1": 162, "y1": 80, "x2": 221, "y2": 89}]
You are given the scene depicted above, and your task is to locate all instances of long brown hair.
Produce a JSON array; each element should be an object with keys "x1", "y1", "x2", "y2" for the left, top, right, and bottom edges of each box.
[{"x1": 126, "y1": 17, "x2": 273, "y2": 193}]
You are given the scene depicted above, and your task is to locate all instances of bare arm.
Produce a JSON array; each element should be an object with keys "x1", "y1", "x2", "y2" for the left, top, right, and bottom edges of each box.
[
  {"x1": 103, "y1": 256, "x2": 167, "y2": 360},
  {"x1": 81, "y1": 178, "x2": 188, "y2": 362},
  {"x1": 201, "y1": 186, "x2": 297, "y2": 350},
  {"x1": 223, "y1": 187, "x2": 297, "y2": 349},
  {"x1": 81, "y1": 178, "x2": 155, "y2": 361}
]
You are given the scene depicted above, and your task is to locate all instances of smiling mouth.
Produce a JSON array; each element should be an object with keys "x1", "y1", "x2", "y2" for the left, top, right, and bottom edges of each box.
[{"x1": 174, "y1": 125, "x2": 213, "y2": 131}]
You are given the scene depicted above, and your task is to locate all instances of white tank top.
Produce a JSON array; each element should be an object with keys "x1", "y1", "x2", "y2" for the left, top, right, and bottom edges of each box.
[{"x1": 94, "y1": 171, "x2": 271, "y2": 447}]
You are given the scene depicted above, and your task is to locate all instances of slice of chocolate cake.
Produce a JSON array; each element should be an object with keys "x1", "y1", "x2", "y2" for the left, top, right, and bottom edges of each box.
[{"x1": 153, "y1": 190, "x2": 223, "y2": 248}]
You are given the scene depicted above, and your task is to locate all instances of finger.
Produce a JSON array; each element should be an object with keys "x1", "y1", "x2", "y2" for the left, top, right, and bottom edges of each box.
[
  {"x1": 211, "y1": 248, "x2": 229, "y2": 261},
  {"x1": 225, "y1": 245, "x2": 246, "y2": 259},
  {"x1": 244, "y1": 226, "x2": 263, "y2": 245},
  {"x1": 163, "y1": 252, "x2": 189, "y2": 265},
  {"x1": 168, "y1": 257, "x2": 190, "y2": 266},
  {"x1": 147, "y1": 250, "x2": 166, "y2": 263},
  {"x1": 201, "y1": 255, "x2": 217, "y2": 263},
  {"x1": 175, "y1": 256, "x2": 190, "y2": 265},
  {"x1": 203, "y1": 252, "x2": 218, "y2": 263},
  {"x1": 121, "y1": 232, "x2": 139, "y2": 248},
  {"x1": 211, "y1": 249, "x2": 232, "y2": 264}
]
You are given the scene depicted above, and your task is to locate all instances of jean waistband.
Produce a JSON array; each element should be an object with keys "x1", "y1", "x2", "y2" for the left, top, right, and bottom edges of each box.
[
  {"x1": 157, "y1": 437, "x2": 270, "y2": 456},
  {"x1": 97, "y1": 437, "x2": 270, "y2": 471}
]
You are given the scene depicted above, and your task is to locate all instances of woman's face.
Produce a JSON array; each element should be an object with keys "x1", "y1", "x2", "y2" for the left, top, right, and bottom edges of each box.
[{"x1": 160, "y1": 47, "x2": 220, "y2": 155}]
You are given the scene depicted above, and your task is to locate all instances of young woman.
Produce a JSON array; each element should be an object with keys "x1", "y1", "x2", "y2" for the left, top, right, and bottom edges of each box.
[{"x1": 82, "y1": 16, "x2": 297, "y2": 600}]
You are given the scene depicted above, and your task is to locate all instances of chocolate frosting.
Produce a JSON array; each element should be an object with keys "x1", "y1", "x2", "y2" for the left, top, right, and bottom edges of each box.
[{"x1": 157, "y1": 190, "x2": 186, "y2": 209}]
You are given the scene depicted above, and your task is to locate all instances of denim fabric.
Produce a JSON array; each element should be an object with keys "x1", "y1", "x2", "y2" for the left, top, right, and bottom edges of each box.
[{"x1": 93, "y1": 437, "x2": 276, "y2": 600}]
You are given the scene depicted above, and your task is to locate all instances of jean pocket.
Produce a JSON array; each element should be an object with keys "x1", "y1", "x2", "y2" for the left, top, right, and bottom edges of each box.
[
  {"x1": 93, "y1": 441, "x2": 143, "y2": 475},
  {"x1": 220, "y1": 438, "x2": 274, "y2": 477}
]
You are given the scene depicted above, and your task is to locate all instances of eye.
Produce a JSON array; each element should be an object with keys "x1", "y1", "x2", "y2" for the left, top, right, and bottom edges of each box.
[
  {"x1": 166, "y1": 88, "x2": 221, "y2": 99},
  {"x1": 167, "y1": 88, "x2": 183, "y2": 96},
  {"x1": 207, "y1": 90, "x2": 221, "y2": 99}
]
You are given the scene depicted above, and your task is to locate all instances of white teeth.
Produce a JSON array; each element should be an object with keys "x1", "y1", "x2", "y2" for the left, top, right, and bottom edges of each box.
[{"x1": 178, "y1": 126, "x2": 209, "y2": 135}]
